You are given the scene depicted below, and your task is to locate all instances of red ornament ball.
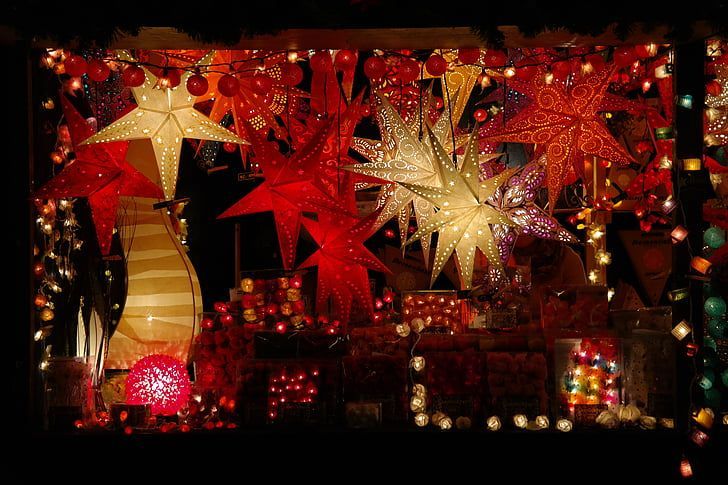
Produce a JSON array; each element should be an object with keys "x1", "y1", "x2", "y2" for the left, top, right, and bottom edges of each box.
[
  {"x1": 122, "y1": 65, "x2": 146, "y2": 87},
  {"x1": 310, "y1": 51, "x2": 333, "y2": 72},
  {"x1": 87, "y1": 59, "x2": 110, "y2": 82},
  {"x1": 614, "y1": 47, "x2": 638, "y2": 68},
  {"x1": 398, "y1": 58, "x2": 421, "y2": 84},
  {"x1": 126, "y1": 354, "x2": 191, "y2": 416},
  {"x1": 275, "y1": 322, "x2": 287, "y2": 334},
  {"x1": 201, "y1": 317, "x2": 214, "y2": 329},
  {"x1": 64, "y1": 55, "x2": 87, "y2": 77},
  {"x1": 707, "y1": 80, "x2": 723, "y2": 97},
  {"x1": 218, "y1": 74, "x2": 240, "y2": 97},
  {"x1": 552, "y1": 60, "x2": 572, "y2": 78},
  {"x1": 290, "y1": 274, "x2": 303, "y2": 288},
  {"x1": 474, "y1": 108, "x2": 488, "y2": 122},
  {"x1": 458, "y1": 48, "x2": 481, "y2": 65},
  {"x1": 483, "y1": 49, "x2": 507, "y2": 67},
  {"x1": 186, "y1": 74, "x2": 208, "y2": 96},
  {"x1": 334, "y1": 49, "x2": 357, "y2": 70},
  {"x1": 220, "y1": 313, "x2": 234, "y2": 326},
  {"x1": 363, "y1": 56, "x2": 387, "y2": 79},
  {"x1": 425, "y1": 54, "x2": 448, "y2": 76},
  {"x1": 251, "y1": 74, "x2": 273, "y2": 95},
  {"x1": 161, "y1": 69, "x2": 181, "y2": 89},
  {"x1": 280, "y1": 63, "x2": 303, "y2": 86}
]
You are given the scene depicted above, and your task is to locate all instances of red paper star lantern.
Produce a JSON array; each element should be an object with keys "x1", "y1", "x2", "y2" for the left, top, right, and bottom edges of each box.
[
  {"x1": 218, "y1": 119, "x2": 353, "y2": 270},
  {"x1": 482, "y1": 66, "x2": 634, "y2": 210},
  {"x1": 34, "y1": 96, "x2": 162, "y2": 254},
  {"x1": 298, "y1": 212, "x2": 390, "y2": 323}
]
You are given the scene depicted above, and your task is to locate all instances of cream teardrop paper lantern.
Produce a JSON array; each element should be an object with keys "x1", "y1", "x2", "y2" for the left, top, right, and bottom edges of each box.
[{"x1": 105, "y1": 141, "x2": 202, "y2": 369}]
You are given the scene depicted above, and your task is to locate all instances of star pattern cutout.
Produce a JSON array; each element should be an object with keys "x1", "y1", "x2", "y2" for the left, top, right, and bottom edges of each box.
[
  {"x1": 707, "y1": 63, "x2": 728, "y2": 109},
  {"x1": 34, "y1": 95, "x2": 163, "y2": 254},
  {"x1": 82, "y1": 50, "x2": 247, "y2": 199}
]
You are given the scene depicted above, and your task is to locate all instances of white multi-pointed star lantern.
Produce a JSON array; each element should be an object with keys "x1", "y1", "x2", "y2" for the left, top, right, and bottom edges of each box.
[{"x1": 82, "y1": 50, "x2": 247, "y2": 199}]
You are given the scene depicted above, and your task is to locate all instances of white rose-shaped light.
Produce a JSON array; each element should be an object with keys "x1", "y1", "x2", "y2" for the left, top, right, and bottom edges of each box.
[
  {"x1": 412, "y1": 383, "x2": 426, "y2": 397},
  {"x1": 395, "y1": 323, "x2": 411, "y2": 337},
  {"x1": 487, "y1": 416, "x2": 501, "y2": 431},
  {"x1": 513, "y1": 414, "x2": 528, "y2": 429},
  {"x1": 639, "y1": 415, "x2": 657, "y2": 430},
  {"x1": 431, "y1": 411, "x2": 445, "y2": 426},
  {"x1": 414, "y1": 413, "x2": 429, "y2": 427},
  {"x1": 535, "y1": 415, "x2": 550, "y2": 429},
  {"x1": 410, "y1": 317, "x2": 425, "y2": 333},
  {"x1": 439, "y1": 416, "x2": 453, "y2": 430},
  {"x1": 618, "y1": 404, "x2": 641, "y2": 424},
  {"x1": 596, "y1": 410, "x2": 619, "y2": 429},
  {"x1": 556, "y1": 418, "x2": 573, "y2": 432},
  {"x1": 410, "y1": 356, "x2": 426, "y2": 372},
  {"x1": 410, "y1": 395, "x2": 426, "y2": 413}
]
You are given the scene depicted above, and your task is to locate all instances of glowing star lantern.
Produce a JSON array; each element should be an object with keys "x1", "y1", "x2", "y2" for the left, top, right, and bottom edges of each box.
[
  {"x1": 423, "y1": 49, "x2": 482, "y2": 125},
  {"x1": 81, "y1": 50, "x2": 247, "y2": 199},
  {"x1": 348, "y1": 93, "x2": 464, "y2": 267},
  {"x1": 401, "y1": 129, "x2": 516, "y2": 289},
  {"x1": 482, "y1": 65, "x2": 634, "y2": 211},
  {"x1": 34, "y1": 96, "x2": 162, "y2": 254},
  {"x1": 298, "y1": 212, "x2": 390, "y2": 322},
  {"x1": 126, "y1": 354, "x2": 191, "y2": 416},
  {"x1": 219, "y1": 118, "x2": 352, "y2": 270}
]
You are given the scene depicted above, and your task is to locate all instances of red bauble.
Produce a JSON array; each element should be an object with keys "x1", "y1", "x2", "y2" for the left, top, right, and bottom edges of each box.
[
  {"x1": 122, "y1": 65, "x2": 145, "y2": 87},
  {"x1": 363, "y1": 56, "x2": 387, "y2": 79},
  {"x1": 552, "y1": 60, "x2": 572, "y2": 78},
  {"x1": 614, "y1": 47, "x2": 638, "y2": 68},
  {"x1": 186, "y1": 74, "x2": 208, "y2": 96},
  {"x1": 280, "y1": 63, "x2": 303, "y2": 86},
  {"x1": 483, "y1": 49, "x2": 507, "y2": 67},
  {"x1": 425, "y1": 54, "x2": 448, "y2": 76},
  {"x1": 87, "y1": 59, "x2": 110, "y2": 82},
  {"x1": 223, "y1": 142, "x2": 237, "y2": 153},
  {"x1": 334, "y1": 50, "x2": 357, "y2": 70},
  {"x1": 126, "y1": 354, "x2": 191, "y2": 416},
  {"x1": 707, "y1": 80, "x2": 723, "y2": 97},
  {"x1": 64, "y1": 55, "x2": 87, "y2": 77},
  {"x1": 218, "y1": 74, "x2": 240, "y2": 97},
  {"x1": 458, "y1": 48, "x2": 481, "y2": 65},
  {"x1": 398, "y1": 58, "x2": 421, "y2": 84},
  {"x1": 474, "y1": 108, "x2": 488, "y2": 122},
  {"x1": 161, "y1": 69, "x2": 181, "y2": 88},
  {"x1": 310, "y1": 51, "x2": 333, "y2": 72},
  {"x1": 213, "y1": 301, "x2": 229, "y2": 313},
  {"x1": 201, "y1": 317, "x2": 214, "y2": 329},
  {"x1": 251, "y1": 75, "x2": 273, "y2": 95}
]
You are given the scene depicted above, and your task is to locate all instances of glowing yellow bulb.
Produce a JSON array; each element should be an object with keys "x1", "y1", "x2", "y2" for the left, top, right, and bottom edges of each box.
[
  {"x1": 410, "y1": 356, "x2": 426, "y2": 372},
  {"x1": 414, "y1": 413, "x2": 429, "y2": 427},
  {"x1": 487, "y1": 416, "x2": 501, "y2": 431},
  {"x1": 595, "y1": 249, "x2": 612, "y2": 265},
  {"x1": 513, "y1": 414, "x2": 528, "y2": 429}
]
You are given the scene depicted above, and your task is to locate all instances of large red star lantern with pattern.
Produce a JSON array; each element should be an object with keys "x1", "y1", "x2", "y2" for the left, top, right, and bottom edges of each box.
[
  {"x1": 218, "y1": 118, "x2": 353, "y2": 270},
  {"x1": 34, "y1": 95, "x2": 162, "y2": 254},
  {"x1": 482, "y1": 66, "x2": 634, "y2": 210},
  {"x1": 298, "y1": 212, "x2": 390, "y2": 323}
]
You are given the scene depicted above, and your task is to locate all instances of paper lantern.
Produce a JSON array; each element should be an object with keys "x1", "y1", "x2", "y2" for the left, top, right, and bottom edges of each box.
[
  {"x1": 699, "y1": 369, "x2": 715, "y2": 390},
  {"x1": 668, "y1": 288, "x2": 689, "y2": 302},
  {"x1": 680, "y1": 458, "x2": 693, "y2": 478},
  {"x1": 126, "y1": 354, "x2": 191, "y2": 415},
  {"x1": 693, "y1": 407, "x2": 715, "y2": 429},
  {"x1": 691, "y1": 256, "x2": 713, "y2": 274},
  {"x1": 690, "y1": 429, "x2": 709, "y2": 447},
  {"x1": 410, "y1": 395, "x2": 426, "y2": 412},
  {"x1": 705, "y1": 297, "x2": 727, "y2": 317},
  {"x1": 682, "y1": 158, "x2": 702, "y2": 171},
  {"x1": 671, "y1": 320, "x2": 692, "y2": 340},
  {"x1": 704, "y1": 227, "x2": 726, "y2": 249},
  {"x1": 105, "y1": 143, "x2": 202, "y2": 369}
]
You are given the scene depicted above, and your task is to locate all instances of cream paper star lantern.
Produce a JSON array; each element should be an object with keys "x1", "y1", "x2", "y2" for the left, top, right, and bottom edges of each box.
[
  {"x1": 347, "y1": 92, "x2": 468, "y2": 268},
  {"x1": 423, "y1": 49, "x2": 482, "y2": 126},
  {"x1": 82, "y1": 50, "x2": 247, "y2": 199},
  {"x1": 401, "y1": 128, "x2": 516, "y2": 289}
]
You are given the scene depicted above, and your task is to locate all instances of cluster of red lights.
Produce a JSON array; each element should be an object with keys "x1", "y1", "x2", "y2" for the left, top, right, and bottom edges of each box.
[{"x1": 267, "y1": 367, "x2": 319, "y2": 421}]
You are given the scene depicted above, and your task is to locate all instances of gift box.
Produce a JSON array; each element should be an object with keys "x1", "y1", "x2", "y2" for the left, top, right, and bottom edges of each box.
[
  {"x1": 402, "y1": 290, "x2": 461, "y2": 331},
  {"x1": 541, "y1": 285, "x2": 609, "y2": 330},
  {"x1": 486, "y1": 352, "x2": 548, "y2": 415}
]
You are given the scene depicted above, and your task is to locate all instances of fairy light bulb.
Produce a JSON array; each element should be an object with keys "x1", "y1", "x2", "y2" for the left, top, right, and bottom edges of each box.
[
  {"x1": 607, "y1": 288, "x2": 615, "y2": 302},
  {"x1": 396, "y1": 323, "x2": 411, "y2": 337},
  {"x1": 544, "y1": 70, "x2": 554, "y2": 84},
  {"x1": 581, "y1": 60, "x2": 594, "y2": 75},
  {"x1": 535, "y1": 415, "x2": 550, "y2": 429},
  {"x1": 414, "y1": 413, "x2": 429, "y2": 427},
  {"x1": 410, "y1": 395, "x2": 426, "y2": 412},
  {"x1": 503, "y1": 66, "x2": 516, "y2": 78},
  {"x1": 412, "y1": 384, "x2": 426, "y2": 396},
  {"x1": 588, "y1": 269, "x2": 600, "y2": 284},
  {"x1": 556, "y1": 418, "x2": 573, "y2": 432},
  {"x1": 595, "y1": 249, "x2": 612, "y2": 265},
  {"x1": 439, "y1": 416, "x2": 453, "y2": 430},
  {"x1": 287, "y1": 51, "x2": 298, "y2": 63},
  {"x1": 671, "y1": 320, "x2": 692, "y2": 340}
]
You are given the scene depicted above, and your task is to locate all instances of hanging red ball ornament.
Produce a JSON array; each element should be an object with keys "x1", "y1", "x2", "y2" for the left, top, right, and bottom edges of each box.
[
  {"x1": 223, "y1": 142, "x2": 237, "y2": 153},
  {"x1": 483, "y1": 49, "x2": 507, "y2": 67},
  {"x1": 64, "y1": 55, "x2": 87, "y2": 77},
  {"x1": 310, "y1": 51, "x2": 333, "y2": 72},
  {"x1": 614, "y1": 47, "x2": 638, "y2": 68},
  {"x1": 363, "y1": 56, "x2": 387, "y2": 79},
  {"x1": 122, "y1": 65, "x2": 146, "y2": 87},
  {"x1": 398, "y1": 58, "x2": 421, "y2": 84},
  {"x1": 425, "y1": 54, "x2": 448, "y2": 76},
  {"x1": 473, "y1": 108, "x2": 488, "y2": 122},
  {"x1": 706, "y1": 80, "x2": 723, "y2": 97},
  {"x1": 87, "y1": 59, "x2": 110, "y2": 82},
  {"x1": 126, "y1": 354, "x2": 191, "y2": 416},
  {"x1": 251, "y1": 74, "x2": 273, "y2": 95},
  {"x1": 186, "y1": 74, "x2": 208, "y2": 96},
  {"x1": 458, "y1": 48, "x2": 481, "y2": 65},
  {"x1": 218, "y1": 74, "x2": 240, "y2": 97},
  {"x1": 280, "y1": 63, "x2": 303, "y2": 86},
  {"x1": 334, "y1": 50, "x2": 357, "y2": 70}
]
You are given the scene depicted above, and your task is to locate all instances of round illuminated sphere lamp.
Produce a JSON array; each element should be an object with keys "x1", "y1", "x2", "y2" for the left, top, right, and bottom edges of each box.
[
  {"x1": 703, "y1": 226, "x2": 726, "y2": 249},
  {"x1": 126, "y1": 354, "x2": 191, "y2": 416},
  {"x1": 704, "y1": 297, "x2": 727, "y2": 318}
]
